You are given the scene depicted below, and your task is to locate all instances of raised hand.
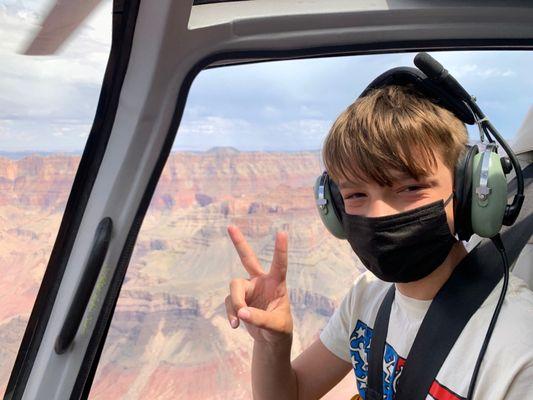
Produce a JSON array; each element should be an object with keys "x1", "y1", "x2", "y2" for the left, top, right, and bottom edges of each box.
[{"x1": 225, "y1": 225, "x2": 293, "y2": 344}]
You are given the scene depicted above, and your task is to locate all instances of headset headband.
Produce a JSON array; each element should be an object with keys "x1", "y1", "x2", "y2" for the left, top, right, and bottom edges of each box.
[
  {"x1": 356, "y1": 53, "x2": 524, "y2": 226},
  {"x1": 359, "y1": 67, "x2": 476, "y2": 125}
]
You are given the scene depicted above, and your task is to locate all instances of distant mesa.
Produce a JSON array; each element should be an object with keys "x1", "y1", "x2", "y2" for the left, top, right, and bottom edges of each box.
[
  {"x1": 0, "y1": 150, "x2": 81, "y2": 160},
  {"x1": 206, "y1": 146, "x2": 240, "y2": 155}
]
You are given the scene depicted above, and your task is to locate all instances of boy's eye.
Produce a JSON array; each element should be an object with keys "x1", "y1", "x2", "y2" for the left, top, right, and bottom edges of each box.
[
  {"x1": 399, "y1": 185, "x2": 426, "y2": 193},
  {"x1": 344, "y1": 192, "x2": 366, "y2": 200}
]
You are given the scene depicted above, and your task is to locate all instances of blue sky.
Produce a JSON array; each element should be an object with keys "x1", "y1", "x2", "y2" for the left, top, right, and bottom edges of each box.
[{"x1": 1, "y1": 0, "x2": 532, "y2": 153}]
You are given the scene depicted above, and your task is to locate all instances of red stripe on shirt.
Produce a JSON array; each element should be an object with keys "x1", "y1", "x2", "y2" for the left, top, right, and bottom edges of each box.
[{"x1": 428, "y1": 380, "x2": 464, "y2": 400}]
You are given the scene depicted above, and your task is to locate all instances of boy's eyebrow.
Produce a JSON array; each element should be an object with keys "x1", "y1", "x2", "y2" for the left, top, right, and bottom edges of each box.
[
  {"x1": 391, "y1": 173, "x2": 435, "y2": 185},
  {"x1": 389, "y1": 170, "x2": 431, "y2": 181},
  {"x1": 391, "y1": 172, "x2": 416, "y2": 180},
  {"x1": 337, "y1": 172, "x2": 432, "y2": 189},
  {"x1": 338, "y1": 179, "x2": 366, "y2": 189}
]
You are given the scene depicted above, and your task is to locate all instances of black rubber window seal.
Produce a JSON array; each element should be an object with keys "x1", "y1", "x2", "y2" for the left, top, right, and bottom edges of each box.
[{"x1": 3, "y1": 1, "x2": 142, "y2": 399}]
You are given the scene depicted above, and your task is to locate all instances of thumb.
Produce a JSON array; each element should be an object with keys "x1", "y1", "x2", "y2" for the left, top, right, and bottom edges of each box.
[{"x1": 238, "y1": 306, "x2": 283, "y2": 331}]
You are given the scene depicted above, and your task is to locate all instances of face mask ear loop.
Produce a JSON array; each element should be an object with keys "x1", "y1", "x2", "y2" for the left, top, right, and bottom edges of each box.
[
  {"x1": 444, "y1": 193, "x2": 459, "y2": 240},
  {"x1": 444, "y1": 193, "x2": 454, "y2": 208}
]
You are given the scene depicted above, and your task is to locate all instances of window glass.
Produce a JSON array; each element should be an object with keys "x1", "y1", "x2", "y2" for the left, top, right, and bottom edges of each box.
[
  {"x1": 77, "y1": 50, "x2": 533, "y2": 398},
  {"x1": 0, "y1": 0, "x2": 111, "y2": 394}
]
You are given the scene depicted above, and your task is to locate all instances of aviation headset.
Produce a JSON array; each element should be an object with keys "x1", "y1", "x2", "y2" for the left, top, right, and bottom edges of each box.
[{"x1": 314, "y1": 52, "x2": 525, "y2": 242}]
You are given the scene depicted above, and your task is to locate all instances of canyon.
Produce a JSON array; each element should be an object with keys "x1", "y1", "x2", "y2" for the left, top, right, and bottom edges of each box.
[{"x1": 0, "y1": 149, "x2": 363, "y2": 399}]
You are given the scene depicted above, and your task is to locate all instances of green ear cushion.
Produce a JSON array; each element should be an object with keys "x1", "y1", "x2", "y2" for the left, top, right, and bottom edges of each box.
[
  {"x1": 471, "y1": 151, "x2": 507, "y2": 238},
  {"x1": 314, "y1": 175, "x2": 347, "y2": 239},
  {"x1": 454, "y1": 145, "x2": 478, "y2": 241}
]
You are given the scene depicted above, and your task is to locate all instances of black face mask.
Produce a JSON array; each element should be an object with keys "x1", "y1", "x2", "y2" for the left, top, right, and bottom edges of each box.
[{"x1": 342, "y1": 194, "x2": 457, "y2": 283}]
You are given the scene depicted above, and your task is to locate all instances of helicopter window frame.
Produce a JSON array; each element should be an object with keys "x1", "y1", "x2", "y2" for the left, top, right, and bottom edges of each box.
[{"x1": 76, "y1": 42, "x2": 533, "y2": 397}]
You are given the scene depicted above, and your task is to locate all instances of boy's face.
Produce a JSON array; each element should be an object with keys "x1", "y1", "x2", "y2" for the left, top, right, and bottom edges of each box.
[{"x1": 337, "y1": 150, "x2": 456, "y2": 234}]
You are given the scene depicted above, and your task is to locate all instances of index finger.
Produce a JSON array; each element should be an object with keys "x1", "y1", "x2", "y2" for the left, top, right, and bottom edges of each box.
[
  {"x1": 270, "y1": 231, "x2": 288, "y2": 282},
  {"x1": 227, "y1": 225, "x2": 264, "y2": 277}
]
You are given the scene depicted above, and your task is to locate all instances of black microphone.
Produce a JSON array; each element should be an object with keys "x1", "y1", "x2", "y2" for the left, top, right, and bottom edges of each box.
[{"x1": 414, "y1": 52, "x2": 472, "y2": 101}]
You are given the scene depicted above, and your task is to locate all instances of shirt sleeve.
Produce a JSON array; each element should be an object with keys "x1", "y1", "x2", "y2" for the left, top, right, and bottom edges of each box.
[
  {"x1": 319, "y1": 287, "x2": 355, "y2": 364},
  {"x1": 503, "y1": 362, "x2": 533, "y2": 400}
]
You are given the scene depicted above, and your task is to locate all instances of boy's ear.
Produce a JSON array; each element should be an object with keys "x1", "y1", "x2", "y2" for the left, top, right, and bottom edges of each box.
[{"x1": 453, "y1": 145, "x2": 478, "y2": 241}]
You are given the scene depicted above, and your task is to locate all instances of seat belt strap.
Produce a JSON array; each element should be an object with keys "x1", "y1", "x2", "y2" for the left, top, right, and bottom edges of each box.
[
  {"x1": 366, "y1": 284, "x2": 395, "y2": 400},
  {"x1": 395, "y1": 252, "x2": 501, "y2": 399},
  {"x1": 366, "y1": 245, "x2": 502, "y2": 400}
]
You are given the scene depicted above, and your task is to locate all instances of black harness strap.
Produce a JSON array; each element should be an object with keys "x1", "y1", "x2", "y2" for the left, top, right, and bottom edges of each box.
[
  {"x1": 366, "y1": 285, "x2": 395, "y2": 400},
  {"x1": 396, "y1": 250, "x2": 502, "y2": 399},
  {"x1": 366, "y1": 241, "x2": 504, "y2": 400}
]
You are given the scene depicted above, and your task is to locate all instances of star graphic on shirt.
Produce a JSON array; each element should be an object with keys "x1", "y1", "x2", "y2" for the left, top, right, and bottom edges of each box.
[{"x1": 355, "y1": 326, "x2": 365, "y2": 338}]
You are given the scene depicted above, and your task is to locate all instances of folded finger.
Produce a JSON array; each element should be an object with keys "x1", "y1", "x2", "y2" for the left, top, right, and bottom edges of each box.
[
  {"x1": 225, "y1": 295, "x2": 239, "y2": 329},
  {"x1": 229, "y1": 278, "x2": 252, "y2": 314}
]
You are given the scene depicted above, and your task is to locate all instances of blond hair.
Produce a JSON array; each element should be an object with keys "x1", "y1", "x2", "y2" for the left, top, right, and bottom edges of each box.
[{"x1": 323, "y1": 85, "x2": 468, "y2": 185}]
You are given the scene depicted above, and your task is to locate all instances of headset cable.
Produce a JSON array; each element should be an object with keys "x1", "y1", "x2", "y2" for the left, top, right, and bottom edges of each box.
[{"x1": 467, "y1": 233, "x2": 510, "y2": 399}]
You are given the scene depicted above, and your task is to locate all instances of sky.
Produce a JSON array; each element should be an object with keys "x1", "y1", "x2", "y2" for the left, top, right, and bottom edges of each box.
[{"x1": 0, "y1": 0, "x2": 532, "y2": 153}]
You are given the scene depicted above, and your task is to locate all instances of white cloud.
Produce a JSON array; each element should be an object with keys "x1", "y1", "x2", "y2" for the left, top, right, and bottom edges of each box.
[
  {"x1": 0, "y1": 0, "x2": 111, "y2": 151},
  {"x1": 261, "y1": 105, "x2": 281, "y2": 118},
  {"x1": 174, "y1": 116, "x2": 255, "y2": 150},
  {"x1": 173, "y1": 114, "x2": 332, "y2": 152},
  {"x1": 279, "y1": 119, "x2": 331, "y2": 138},
  {"x1": 0, "y1": 4, "x2": 531, "y2": 153},
  {"x1": 178, "y1": 116, "x2": 253, "y2": 137},
  {"x1": 298, "y1": 105, "x2": 324, "y2": 118},
  {"x1": 449, "y1": 63, "x2": 478, "y2": 78},
  {"x1": 449, "y1": 63, "x2": 515, "y2": 80}
]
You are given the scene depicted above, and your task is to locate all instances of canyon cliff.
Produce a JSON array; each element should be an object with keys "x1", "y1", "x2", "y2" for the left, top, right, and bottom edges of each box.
[{"x1": 0, "y1": 149, "x2": 362, "y2": 399}]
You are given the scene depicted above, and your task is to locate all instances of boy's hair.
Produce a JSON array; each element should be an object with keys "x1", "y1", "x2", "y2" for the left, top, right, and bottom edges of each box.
[{"x1": 323, "y1": 85, "x2": 468, "y2": 186}]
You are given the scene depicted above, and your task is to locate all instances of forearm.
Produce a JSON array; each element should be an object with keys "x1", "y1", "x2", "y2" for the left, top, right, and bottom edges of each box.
[{"x1": 251, "y1": 336, "x2": 299, "y2": 400}]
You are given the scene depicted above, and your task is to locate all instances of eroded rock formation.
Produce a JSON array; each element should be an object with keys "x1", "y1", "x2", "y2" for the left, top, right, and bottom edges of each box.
[{"x1": 0, "y1": 149, "x2": 361, "y2": 399}]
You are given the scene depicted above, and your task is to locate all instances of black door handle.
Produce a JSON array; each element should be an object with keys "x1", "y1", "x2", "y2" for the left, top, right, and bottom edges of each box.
[{"x1": 55, "y1": 217, "x2": 113, "y2": 354}]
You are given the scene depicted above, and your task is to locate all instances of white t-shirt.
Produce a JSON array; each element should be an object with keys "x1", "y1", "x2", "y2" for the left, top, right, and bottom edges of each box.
[{"x1": 320, "y1": 271, "x2": 533, "y2": 399}]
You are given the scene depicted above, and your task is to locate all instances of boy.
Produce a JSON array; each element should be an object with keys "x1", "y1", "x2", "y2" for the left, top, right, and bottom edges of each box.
[{"x1": 225, "y1": 84, "x2": 533, "y2": 399}]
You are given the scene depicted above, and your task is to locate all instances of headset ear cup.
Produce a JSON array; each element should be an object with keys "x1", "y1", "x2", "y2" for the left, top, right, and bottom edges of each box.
[
  {"x1": 328, "y1": 178, "x2": 345, "y2": 223},
  {"x1": 454, "y1": 145, "x2": 479, "y2": 241},
  {"x1": 471, "y1": 149, "x2": 508, "y2": 237},
  {"x1": 313, "y1": 174, "x2": 346, "y2": 239}
]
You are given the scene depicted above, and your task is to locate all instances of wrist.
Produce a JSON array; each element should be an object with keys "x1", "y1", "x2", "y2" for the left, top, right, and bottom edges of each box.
[{"x1": 254, "y1": 333, "x2": 293, "y2": 357}]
